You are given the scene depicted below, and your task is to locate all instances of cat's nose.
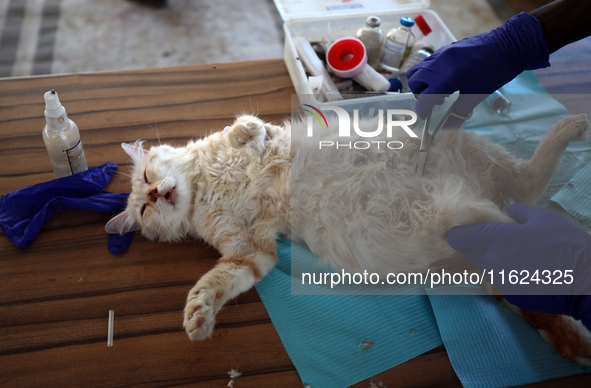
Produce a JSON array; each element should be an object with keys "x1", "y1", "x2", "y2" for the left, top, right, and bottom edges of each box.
[
  {"x1": 148, "y1": 188, "x2": 159, "y2": 202},
  {"x1": 148, "y1": 187, "x2": 176, "y2": 204}
]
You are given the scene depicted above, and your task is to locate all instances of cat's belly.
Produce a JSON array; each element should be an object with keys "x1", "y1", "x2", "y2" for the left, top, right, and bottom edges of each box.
[{"x1": 289, "y1": 130, "x2": 507, "y2": 274}]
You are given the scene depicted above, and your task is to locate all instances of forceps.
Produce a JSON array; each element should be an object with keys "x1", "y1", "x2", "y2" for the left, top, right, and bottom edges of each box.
[{"x1": 409, "y1": 94, "x2": 472, "y2": 175}]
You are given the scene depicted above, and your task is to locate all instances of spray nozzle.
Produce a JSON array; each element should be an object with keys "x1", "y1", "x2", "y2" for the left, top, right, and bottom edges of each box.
[{"x1": 44, "y1": 89, "x2": 66, "y2": 118}]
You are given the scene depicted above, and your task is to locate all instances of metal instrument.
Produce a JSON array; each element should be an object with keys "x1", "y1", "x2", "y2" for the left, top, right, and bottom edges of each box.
[{"x1": 409, "y1": 95, "x2": 473, "y2": 175}]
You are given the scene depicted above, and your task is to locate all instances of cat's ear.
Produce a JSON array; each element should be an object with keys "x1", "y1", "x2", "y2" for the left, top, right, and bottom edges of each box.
[
  {"x1": 105, "y1": 210, "x2": 140, "y2": 235},
  {"x1": 121, "y1": 141, "x2": 149, "y2": 165}
]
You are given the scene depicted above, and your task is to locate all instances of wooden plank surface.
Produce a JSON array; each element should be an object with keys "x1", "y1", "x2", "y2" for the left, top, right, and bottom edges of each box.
[
  {"x1": 0, "y1": 60, "x2": 301, "y2": 387},
  {"x1": 1, "y1": 58, "x2": 590, "y2": 387}
]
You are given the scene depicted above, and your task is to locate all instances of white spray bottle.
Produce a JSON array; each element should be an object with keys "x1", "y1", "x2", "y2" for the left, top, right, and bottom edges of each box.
[{"x1": 42, "y1": 90, "x2": 88, "y2": 178}]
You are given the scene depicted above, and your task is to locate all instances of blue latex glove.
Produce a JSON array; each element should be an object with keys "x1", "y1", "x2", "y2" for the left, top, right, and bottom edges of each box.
[
  {"x1": 407, "y1": 12, "x2": 550, "y2": 119},
  {"x1": 447, "y1": 204, "x2": 591, "y2": 330},
  {"x1": 0, "y1": 163, "x2": 134, "y2": 254},
  {"x1": 108, "y1": 229, "x2": 135, "y2": 254}
]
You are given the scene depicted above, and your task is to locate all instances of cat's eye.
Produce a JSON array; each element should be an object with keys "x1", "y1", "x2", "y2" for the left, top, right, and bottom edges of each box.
[
  {"x1": 140, "y1": 203, "x2": 147, "y2": 217},
  {"x1": 143, "y1": 169, "x2": 149, "y2": 184}
]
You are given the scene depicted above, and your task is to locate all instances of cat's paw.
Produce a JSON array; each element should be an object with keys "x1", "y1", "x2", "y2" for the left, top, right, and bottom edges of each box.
[
  {"x1": 263, "y1": 123, "x2": 282, "y2": 139},
  {"x1": 183, "y1": 288, "x2": 219, "y2": 341},
  {"x1": 551, "y1": 114, "x2": 591, "y2": 143},
  {"x1": 226, "y1": 115, "x2": 266, "y2": 148}
]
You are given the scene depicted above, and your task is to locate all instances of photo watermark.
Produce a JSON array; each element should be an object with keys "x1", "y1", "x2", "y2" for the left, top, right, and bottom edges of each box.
[
  {"x1": 290, "y1": 93, "x2": 591, "y2": 296},
  {"x1": 304, "y1": 104, "x2": 418, "y2": 150}
]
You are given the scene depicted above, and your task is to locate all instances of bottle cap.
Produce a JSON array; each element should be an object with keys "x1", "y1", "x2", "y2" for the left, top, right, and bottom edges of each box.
[
  {"x1": 44, "y1": 90, "x2": 66, "y2": 118},
  {"x1": 389, "y1": 78, "x2": 403, "y2": 92},
  {"x1": 366, "y1": 16, "x2": 381, "y2": 28},
  {"x1": 414, "y1": 15, "x2": 432, "y2": 36},
  {"x1": 400, "y1": 17, "x2": 415, "y2": 28}
]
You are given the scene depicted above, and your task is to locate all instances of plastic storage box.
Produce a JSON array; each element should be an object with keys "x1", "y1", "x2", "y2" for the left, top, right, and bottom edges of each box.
[{"x1": 275, "y1": 0, "x2": 456, "y2": 110}]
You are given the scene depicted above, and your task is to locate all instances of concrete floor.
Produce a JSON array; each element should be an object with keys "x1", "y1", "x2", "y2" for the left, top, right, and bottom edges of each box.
[{"x1": 0, "y1": 0, "x2": 509, "y2": 78}]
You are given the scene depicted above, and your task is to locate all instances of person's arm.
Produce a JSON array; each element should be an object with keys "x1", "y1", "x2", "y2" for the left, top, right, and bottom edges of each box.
[
  {"x1": 407, "y1": 0, "x2": 591, "y2": 119},
  {"x1": 530, "y1": 0, "x2": 591, "y2": 53},
  {"x1": 407, "y1": 12, "x2": 550, "y2": 119}
]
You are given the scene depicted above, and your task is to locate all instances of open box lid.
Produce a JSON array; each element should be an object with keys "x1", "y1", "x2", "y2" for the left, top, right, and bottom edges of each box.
[{"x1": 273, "y1": 0, "x2": 431, "y2": 21}]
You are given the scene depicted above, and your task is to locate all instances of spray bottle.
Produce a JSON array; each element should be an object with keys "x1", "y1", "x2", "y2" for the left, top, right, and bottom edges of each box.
[{"x1": 42, "y1": 90, "x2": 88, "y2": 178}]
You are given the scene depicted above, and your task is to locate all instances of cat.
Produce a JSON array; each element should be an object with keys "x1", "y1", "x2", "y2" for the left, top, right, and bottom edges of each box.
[{"x1": 106, "y1": 112, "x2": 591, "y2": 363}]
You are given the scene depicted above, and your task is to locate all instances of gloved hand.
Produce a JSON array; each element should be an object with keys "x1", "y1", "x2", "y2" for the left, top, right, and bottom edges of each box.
[
  {"x1": 0, "y1": 163, "x2": 134, "y2": 254},
  {"x1": 407, "y1": 12, "x2": 551, "y2": 119},
  {"x1": 447, "y1": 204, "x2": 591, "y2": 330}
]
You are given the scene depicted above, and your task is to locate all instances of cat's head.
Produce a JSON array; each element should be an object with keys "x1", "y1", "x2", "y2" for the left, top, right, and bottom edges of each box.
[{"x1": 106, "y1": 141, "x2": 193, "y2": 242}]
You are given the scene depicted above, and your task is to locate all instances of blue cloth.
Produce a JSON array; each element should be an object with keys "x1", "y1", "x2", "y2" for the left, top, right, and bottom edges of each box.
[
  {"x1": 256, "y1": 238, "x2": 443, "y2": 388},
  {"x1": 427, "y1": 286, "x2": 587, "y2": 388},
  {"x1": 0, "y1": 163, "x2": 133, "y2": 253},
  {"x1": 259, "y1": 238, "x2": 587, "y2": 388},
  {"x1": 256, "y1": 72, "x2": 591, "y2": 387},
  {"x1": 552, "y1": 162, "x2": 591, "y2": 226}
]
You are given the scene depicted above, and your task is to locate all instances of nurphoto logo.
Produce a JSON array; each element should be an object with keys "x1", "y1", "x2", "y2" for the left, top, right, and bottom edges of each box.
[
  {"x1": 304, "y1": 105, "x2": 418, "y2": 150},
  {"x1": 303, "y1": 104, "x2": 329, "y2": 128}
]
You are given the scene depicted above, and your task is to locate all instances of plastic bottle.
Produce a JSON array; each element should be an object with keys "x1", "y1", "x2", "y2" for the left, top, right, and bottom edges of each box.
[
  {"x1": 484, "y1": 90, "x2": 512, "y2": 116},
  {"x1": 399, "y1": 43, "x2": 435, "y2": 91},
  {"x1": 42, "y1": 90, "x2": 88, "y2": 178},
  {"x1": 356, "y1": 16, "x2": 383, "y2": 69},
  {"x1": 378, "y1": 17, "x2": 415, "y2": 74}
]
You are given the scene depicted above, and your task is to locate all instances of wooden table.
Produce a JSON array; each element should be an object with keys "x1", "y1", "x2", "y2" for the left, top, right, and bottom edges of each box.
[{"x1": 1, "y1": 54, "x2": 591, "y2": 387}]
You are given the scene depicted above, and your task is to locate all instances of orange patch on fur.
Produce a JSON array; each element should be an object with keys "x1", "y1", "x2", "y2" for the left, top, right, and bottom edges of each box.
[
  {"x1": 219, "y1": 257, "x2": 262, "y2": 280},
  {"x1": 519, "y1": 308, "x2": 588, "y2": 362},
  {"x1": 252, "y1": 241, "x2": 277, "y2": 259},
  {"x1": 216, "y1": 233, "x2": 235, "y2": 248}
]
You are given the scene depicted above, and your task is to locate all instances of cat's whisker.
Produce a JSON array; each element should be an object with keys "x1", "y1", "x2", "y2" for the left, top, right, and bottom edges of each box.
[
  {"x1": 94, "y1": 223, "x2": 110, "y2": 237},
  {"x1": 146, "y1": 117, "x2": 162, "y2": 146},
  {"x1": 245, "y1": 94, "x2": 259, "y2": 117},
  {"x1": 154, "y1": 118, "x2": 161, "y2": 146},
  {"x1": 248, "y1": 95, "x2": 253, "y2": 116},
  {"x1": 115, "y1": 170, "x2": 132, "y2": 178}
]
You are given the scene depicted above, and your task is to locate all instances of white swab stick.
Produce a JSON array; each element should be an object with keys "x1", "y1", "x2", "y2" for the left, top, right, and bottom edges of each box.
[{"x1": 107, "y1": 310, "x2": 114, "y2": 347}]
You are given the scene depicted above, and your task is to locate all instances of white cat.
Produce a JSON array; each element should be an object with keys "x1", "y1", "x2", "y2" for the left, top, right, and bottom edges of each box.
[{"x1": 106, "y1": 113, "x2": 591, "y2": 361}]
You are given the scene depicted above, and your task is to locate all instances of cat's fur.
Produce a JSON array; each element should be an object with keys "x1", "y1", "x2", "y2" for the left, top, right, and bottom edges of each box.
[{"x1": 106, "y1": 113, "x2": 591, "y2": 362}]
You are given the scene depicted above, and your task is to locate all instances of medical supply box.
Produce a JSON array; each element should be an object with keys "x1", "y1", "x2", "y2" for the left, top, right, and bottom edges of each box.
[{"x1": 275, "y1": 0, "x2": 456, "y2": 111}]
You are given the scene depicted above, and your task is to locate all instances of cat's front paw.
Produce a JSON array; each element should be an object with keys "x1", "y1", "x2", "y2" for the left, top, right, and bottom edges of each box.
[
  {"x1": 183, "y1": 288, "x2": 219, "y2": 341},
  {"x1": 226, "y1": 115, "x2": 266, "y2": 148}
]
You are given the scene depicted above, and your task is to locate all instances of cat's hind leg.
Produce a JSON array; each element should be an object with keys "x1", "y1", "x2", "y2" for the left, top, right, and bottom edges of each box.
[
  {"x1": 490, "y1": 114, "x2": 590, "y2": 205},
  {"x1": 183, "y1": 249, "x2": 277, "y2": 341}
]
